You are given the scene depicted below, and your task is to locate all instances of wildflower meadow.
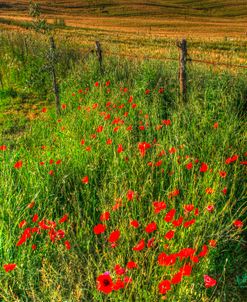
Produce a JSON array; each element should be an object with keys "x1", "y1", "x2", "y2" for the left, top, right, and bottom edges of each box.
[{"x1": 0, "y1": 1, "x2": 247, "y2": 301}]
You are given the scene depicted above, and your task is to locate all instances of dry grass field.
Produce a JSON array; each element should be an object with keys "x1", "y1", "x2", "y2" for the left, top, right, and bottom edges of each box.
[{"x1": 0, "y1": 1, "x2": 247, "y2": 66}]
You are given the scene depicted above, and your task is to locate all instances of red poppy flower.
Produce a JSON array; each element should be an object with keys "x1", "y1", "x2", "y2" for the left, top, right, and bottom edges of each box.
[
  {"x1": 158, "y1": 150, "x2": 166, "y2": 157},
  {"x1": 126, "y1": 261, "x2": 138, "y2": 269},
  {"x1": 16, "y1": 228, "x2": 32, "y2": 246},
  {"x1": 209, "y1": 239, "x2": 217, "y2": 247},
  {"x1": 3, "y1": 263, "x2": 17, "y2": 272},
  {"x1": 130, "y1": 220, "x2": 139, "y2": 228},
  {"x1": 205, "y1": 188, "x2": 214, "y2": 194},
  {"x1": 153, "y1": 201, "x2": 166, "y2": 214},
  {"x1": 14, "y1": 160, "x2": 22, "y2": 169},
  {"x1": 168, "y1": 189, "x2": 180, "y2": 198},
  {"x1": 108, "y1": 230, "x2": 120, "y2": 243},
  {"x1": 106, "y1": 138, "x2": 112, "y2": 145},
  {"x1": 48, "y1": 170, "x2": 54, "y2": 175},
  {"x1": 94, "y1": 224, "x2": 106, "y2": 235},
  {"x1": 180, "y1": 263, "x2": 192, "y2": 276},
  {"x1": 127, "y1": 190, "x2": 134, "y2": 201},
  {"x1": 213, "y1": 122, "x2": 218, "y2": 129},
  {"x1": 64, "y1": 240, "x2": 71, "y2": 250},
  {"x1": 164, "y1": 209, "x2": 176, "y2": 223},
  {"x1": 204, "y1": 275, "x2": 217, "y2": 288},
  {"x1": 200, "y1": 162, "x2": 208, "y2": 172},
  {"x1": 124, "y1": 276, "x2": 132, "y2": 284},
  {"x1": 162, "y1": 120, "x2": 171, "y2": 126},
  {"x1": 171, "y1": 272, "x2": 183, "y2": 284},
  {"x1": 184, "y1": 204, "x2": 194, "y2": 212},
  {"x1": 186, "y1": 162, "x2": 193, "y2": 170},
  {"x1": 106, "y1": 80, "x2": 110, "y2": 86},
  {"x1": 55, "y1": 229, "x2": 65, "y2": 240},
  {"x1": 158, "y1": 280, "x2": 171, "y2": 295},
  {"x1": 219, "y1": 171, "x2": 227, "y2": 178},
  {"x1": 206, "y1": 205, "x2": 214, "y2": 212},
  {"x1": 175, "y1": 250, "x2": 192, "y2": 264},
  {"x1": 138, "y1": 142, "x2": 151, "y2": 157},
  {"x1": 59, "y1": 214, "x2": 68, "y2": 224},
  {"x1": 183, "y1": 219, "x2": 196, "y2": 228},
  {"x1": 198, "y1": 245, "x2": 208, "y2": 258},
  {"x1": 158, "y1": 253, "x2": 177, "y2": 266},
  {"x1": 113, "y1": 278, "x2": 125, "y2": 291},
  {"x1": 117, "y1": 144, "x2": 124, "y2": 153},
  {"x1": 96, "y1": 273, "x2": 113, "y2": 294},
  {"x1": 233, "y1": 220, "x2": 243, "y2": 228},
  {"x1": 164, "y1": 230, "x2": 175, "y2": 240},
  {"x1": 56, "y1": 159, "x2": 62, "y2": 165},
  {"x1": 147, "y1": 237, "x2": 155, "y2": 248},
  {"x1": 194, "y1": 208, "x2": 199, "y2": 216},
  {"x1": 97, "y1": 125, "x2": 104, "y2": 133},
  {"x1": 169, "y1": 147, "x2": 176, "y2": 154},
  {"x1": 114, "y1": 264, "x2": 125, "y2": 275},
  {"x1": 222, "y1": 187, "x2": 227, "y2": 195},
  {"x1": 32, "y1": 214, "x2": 39, "y2": 223},
  {"x1": 100, "y1": 212, "x2": 110, "y2": 221},
  {"x1": 155, "y1": 160, "x2": 162, "y2": 167},
  {"x1": 82, "y1": 176, "x2": 89, "y2": 184},
  {"x1": 132, "y1": 239, "x2": 145, "y2": 251},
  {"x1": 0, "y1": 145, "x2": 7, "y2": 151},
  {"x1": 172, "y1": 217, "x2": 183, "y2": 227},
  {"x1": 19, "y1": 220, "x2": 27, "y2": 228},
  {"x1": 41, "y1": 107, "x2": 47, "y2": 113},
  {"x1": 31, "y1": 244, "x2": 37, "y2": 250},
  {"x1": 38, "y1": 220, "x2": 50, "y2": 230},
  {"x1": 145, "y1": 221, "x2": 157, "y2": 233},
  {"x1": 225, "y1": 155, "x2": 238, "y2": 164}
]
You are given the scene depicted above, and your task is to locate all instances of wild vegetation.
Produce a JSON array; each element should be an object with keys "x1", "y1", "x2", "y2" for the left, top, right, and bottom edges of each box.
[{"x1": 0, "y1": 1, "x2": 246, "y2": 301}]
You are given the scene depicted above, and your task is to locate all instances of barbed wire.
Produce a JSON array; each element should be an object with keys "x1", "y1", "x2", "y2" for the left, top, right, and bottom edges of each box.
[{"x1": 98, "y1": 49, "x2": 247, "y2": 70}]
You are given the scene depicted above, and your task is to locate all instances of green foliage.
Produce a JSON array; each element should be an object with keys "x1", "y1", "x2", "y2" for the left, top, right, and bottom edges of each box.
[
  {"x1": 0, "y1": 32, "x2": 246, "y2": 302},
  {"x1": 29, "y1": 0, "x2": 49, "y2": 33}
]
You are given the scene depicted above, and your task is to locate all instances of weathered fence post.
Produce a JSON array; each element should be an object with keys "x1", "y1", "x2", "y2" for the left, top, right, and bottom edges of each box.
[
  {"x1": 0, "y1": 72, "x2": 3, "y2": 89},
  {"x1": 95, "y1": 41, "x2": 103, "y2": 74},
  {"x1": 178, "y1": 38, "x2": 187, "y2": 101},
  {"x1": 49, "y1": 36, "x2": 61, "y2": 115}
]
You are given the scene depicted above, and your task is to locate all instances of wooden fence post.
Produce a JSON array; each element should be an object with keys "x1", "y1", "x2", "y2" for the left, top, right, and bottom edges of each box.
[
  {"x1": 0, "y1": 72, "x2": 3, "y2": 89},
  {"x1": 178, "y1": 39, "x2": 187, "y2": 101},
  {"x1": 95, "y1": 41, "x2": 103, "y2": 74},
  {"x1": 49, "y1": 36, "x2": 61, "y2": 115}
]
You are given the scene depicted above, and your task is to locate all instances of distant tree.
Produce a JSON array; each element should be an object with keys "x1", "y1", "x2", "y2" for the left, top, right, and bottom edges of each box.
[
  {"x1": 29, "y1": 1, "x2": 61, "y2": 115},
  {"x1": 29, "y1": 1, "x2": 49, "y2": 33}
]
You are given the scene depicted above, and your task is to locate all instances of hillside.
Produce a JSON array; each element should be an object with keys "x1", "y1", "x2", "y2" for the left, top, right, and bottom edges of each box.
[{"x1": 0, "y1": 0, "x2": 247, "y2": 18}]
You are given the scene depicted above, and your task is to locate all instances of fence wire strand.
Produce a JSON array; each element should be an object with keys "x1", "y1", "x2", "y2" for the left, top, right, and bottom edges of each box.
[{"x1": 100, "y1": 49, "x2": 247, "y2": 70}]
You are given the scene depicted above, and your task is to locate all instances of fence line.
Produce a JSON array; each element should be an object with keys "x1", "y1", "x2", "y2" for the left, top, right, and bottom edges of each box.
[
  {"x1": 187, "y1": 58, "x2": 247, "y2": 69},
  {"x1": 91, "y1": 48, "x2": 247, "y2": 70},
  {"x1": 90, "y1": 39, "x2": 247, "y2": 101}
]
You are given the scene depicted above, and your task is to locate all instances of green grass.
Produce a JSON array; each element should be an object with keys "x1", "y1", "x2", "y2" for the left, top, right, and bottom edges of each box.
[{"x1": 0, "y1": 43, "x2": 246, "y2": 301}]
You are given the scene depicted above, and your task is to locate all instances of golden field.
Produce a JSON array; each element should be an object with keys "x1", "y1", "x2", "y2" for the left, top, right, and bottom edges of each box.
[{"x1": 0, "y1": 1, "x2": 246, "y2": 67}]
